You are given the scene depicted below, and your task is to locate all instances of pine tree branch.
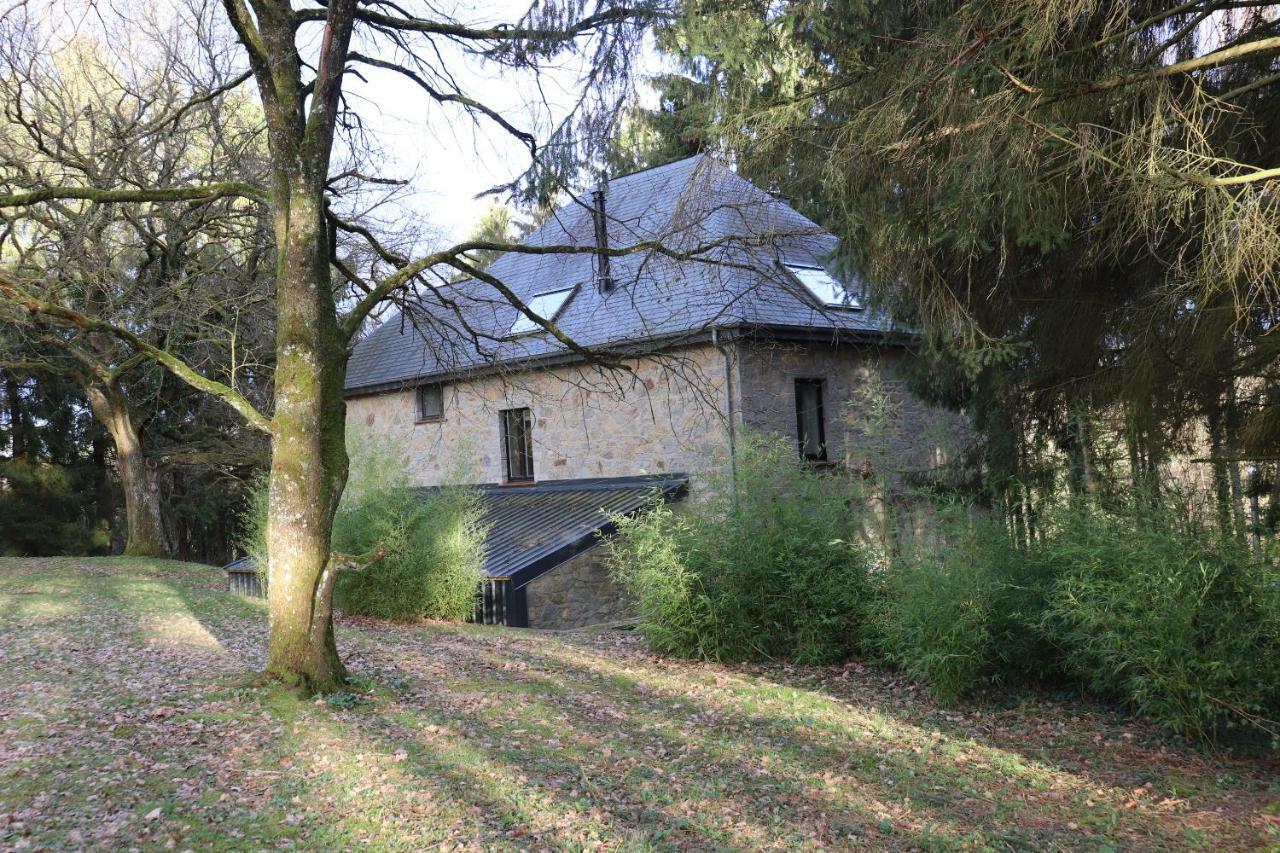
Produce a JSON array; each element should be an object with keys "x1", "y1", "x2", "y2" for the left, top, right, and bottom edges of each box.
[{"x1": 1067, "y1": 36, "x2": 1280, "y2": 97}]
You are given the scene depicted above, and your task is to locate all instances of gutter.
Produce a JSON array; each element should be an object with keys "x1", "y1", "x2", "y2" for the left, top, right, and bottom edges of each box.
[
  {"x1": 344, "y1": 322, "x2": 915, "y2": 400},
  {"x1": 712, "y1": 327, "x2": 738, "y2": 486}
]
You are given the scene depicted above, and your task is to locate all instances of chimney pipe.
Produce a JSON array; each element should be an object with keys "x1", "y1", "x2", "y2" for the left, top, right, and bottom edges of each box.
[{"x1": 591, "y1": 182, "x2": 613, "y2": 293}]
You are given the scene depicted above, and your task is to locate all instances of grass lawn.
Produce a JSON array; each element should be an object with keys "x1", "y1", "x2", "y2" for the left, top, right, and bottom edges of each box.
[{"x1": 0, "y1": 558, "x2": 1277, "y2": 850}]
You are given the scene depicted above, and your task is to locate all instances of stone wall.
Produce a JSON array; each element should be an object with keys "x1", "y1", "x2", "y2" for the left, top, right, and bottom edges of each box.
[
  {"x1": 524, "y1": 545, "x2": 634, "y2": 629},
  {"x1": 735, "y1": 340, "x2": 970, "y2": 474},
  {"x1": 345, "y1": 343, "x2": 734, "y2": 487}
]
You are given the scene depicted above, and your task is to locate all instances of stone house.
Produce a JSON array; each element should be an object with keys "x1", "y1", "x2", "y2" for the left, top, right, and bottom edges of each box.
[{"x1": 344, "y1": 155, "x2": 958, "y2": 628}]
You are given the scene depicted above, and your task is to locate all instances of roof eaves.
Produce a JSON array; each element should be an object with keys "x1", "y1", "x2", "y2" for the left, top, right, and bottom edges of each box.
[
  {"x1": 343, "y1": 328, "x2": 723, "y2": 398},
  {"x1": 343, "y1": 321, "x2": 911, "y2": 398}
]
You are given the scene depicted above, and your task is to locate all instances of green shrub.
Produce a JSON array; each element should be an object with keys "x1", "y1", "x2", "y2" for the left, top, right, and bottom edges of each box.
[
  {"x1": 333, "y1": 481, "x2": 486, "y2": 622},
  {"x1": 874, "y1": 507, "x2": 1059, "y2": 701},
  {"x1": 875, "y1": 492, "x2": 1280, "y2": 741},
  {"x1": 238, "y1": 432, "x2": 487, "y2": 621},
  {"x1": 876, "y1": 513, "x2": 1001, "y2": 701},
  {"x1": 1040, "y1": 499, "x2": 1280, "y2": 740},
  {"x1": 608, "y1": 435, "x2": 874, "y2": 665}
]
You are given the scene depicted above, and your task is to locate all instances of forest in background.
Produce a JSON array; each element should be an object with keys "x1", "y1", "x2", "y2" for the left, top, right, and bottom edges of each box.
[
  {"x1": 610, "y1": 0, "x2": 1280, "y2": 546},
  {"x1": 3, "y1": 0, "x2": 1280, "y2": 560}
]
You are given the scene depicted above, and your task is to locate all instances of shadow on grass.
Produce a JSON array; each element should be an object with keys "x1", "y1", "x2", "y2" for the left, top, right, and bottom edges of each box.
[
  {"x1": 2, "y1": 558, "x2": 1272, "y2": 850},
  {"x1": 311, "y1": 623, "x2": 1236, "y2": 849}
]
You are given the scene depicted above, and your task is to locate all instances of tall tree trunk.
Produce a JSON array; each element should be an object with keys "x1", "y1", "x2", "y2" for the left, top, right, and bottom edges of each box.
[
  {"x1": 5, "y1": 372, "x2": 30, "y2": 459},
  {"x1": 90, "y1": 429, "x2": 114, "y2": 547},
  {"x1": 86, "y1": 382, "x2": 168, "y2": 557},
  {"x1": 262, "y1": 182, "x2": 351, "y2": 693},
  {"x1": 1205, "y1": 392, "x2": 1235, "y2": 538},
  {"x1": 1223, "y1": 382, "x2": 1248, "y2": 542}
]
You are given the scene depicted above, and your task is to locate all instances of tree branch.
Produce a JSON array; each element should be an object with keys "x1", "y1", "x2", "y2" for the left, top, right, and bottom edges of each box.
[
  {"x1": 0, "y1": 182, "x2": 265, "y2": 210},
  {"x1": 310, "y1": 544, "x2": 389, "y2": 651},
  {"x1": 339, "y1": 230, "x2": 784, "y2": 342},
  {"x1": 1067, "y1": 36, "x2": 1280, "y2": 97},
  {"x1": 0, "y1": 271, "x2": 272, "y2": 433},
  {"x1": 297, "y1": 5, "x2": 654, "y2": 43},
  {"x1": 146, "y1": 70, "x2": 254, "y2": 134},
  {"x1": 346, "y1": 52, "x2": 536, "y2": 151}
]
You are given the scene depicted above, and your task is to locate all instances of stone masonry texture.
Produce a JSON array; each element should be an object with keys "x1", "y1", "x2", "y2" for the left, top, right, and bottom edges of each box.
[
  {"x1": 734, "y1": 339, "x2": 970, "y2": 475},
  {"x1": 346, "y1": 338, "x2": 969, "y2": 627},
  {"x1": 525, "y1": 545, "x2": 633, "y2": 629},
  {"x1": 345, "y1": 343, "x2": 733, "y2": 487}
]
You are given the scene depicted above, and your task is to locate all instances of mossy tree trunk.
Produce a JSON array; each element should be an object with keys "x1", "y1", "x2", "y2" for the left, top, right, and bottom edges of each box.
[
  {"x1": 261, "y1": 184, "x2": 351, "y2": 691},
  {"x1": 85, "y1": 382, "x2": 168, "y2": 558},
  {"x1": 239, "y1": 0, "x2": 358, "y2": 693}
]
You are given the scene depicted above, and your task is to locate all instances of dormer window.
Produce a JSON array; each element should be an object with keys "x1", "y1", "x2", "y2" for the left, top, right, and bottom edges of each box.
[
  {"x1": 508, "y1": 287, "x2": 576, "y2": 337},
  {"x1": 785, "y1": 264, "x2": 862, "y2": 310}
]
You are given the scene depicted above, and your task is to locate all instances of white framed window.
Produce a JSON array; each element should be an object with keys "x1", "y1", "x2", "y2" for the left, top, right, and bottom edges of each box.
[
  {"x1": 416, "y1": 383, "x2": 444, "y2": 421},
  {"x1": 508, "y1": 287, "x2": 575, "y2": 336},
  {"x1": 785, "y1": 264, "x2": 862, "y2": 310}
]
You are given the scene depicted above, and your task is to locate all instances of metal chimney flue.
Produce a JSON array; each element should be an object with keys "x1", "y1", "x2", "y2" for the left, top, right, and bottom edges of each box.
[{"x1": 591, "y1": 181, "x2": 614, "y2": 293}]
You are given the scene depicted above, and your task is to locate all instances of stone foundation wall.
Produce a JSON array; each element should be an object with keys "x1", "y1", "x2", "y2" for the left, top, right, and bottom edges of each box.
[
  {"x1": 345, "y1": 344, "x2": 734, "y2": 486},
  {"x1": 524, "y1": 544, "x2": 634, "y2": 629}
]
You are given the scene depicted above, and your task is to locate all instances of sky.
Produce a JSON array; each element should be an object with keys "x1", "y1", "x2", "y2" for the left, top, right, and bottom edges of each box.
[
  {"x1": 40, "y1": 0, "x2": 663, "y2": 243},
  {"x1": 333, "y1": 0, "x2": 663, "y2": 243}
]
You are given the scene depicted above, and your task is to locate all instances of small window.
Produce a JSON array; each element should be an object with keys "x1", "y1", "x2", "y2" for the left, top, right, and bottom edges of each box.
[
  {"x1": 508, "y1": 287, "x2": 575, "y2": 336},
  {"x1": 416, "y1": 383, "x2": 443, "y2": 421},
  {"x1": 501, "y1": 407, "x2": 534, "y2": 482},
  {"x1": 795, "y1": 379, "x2": 827, "y2": 461},
  {"x1": 785, "y1": 264, "x2": 861, "y2": 309}
]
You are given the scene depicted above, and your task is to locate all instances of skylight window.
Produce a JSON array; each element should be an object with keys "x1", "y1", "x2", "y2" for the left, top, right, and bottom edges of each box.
[
  {"x1": 785, "y1": 264, "x2": 862, "y2": 310},
  {"x1": 508, "y1": 287, "x2": 575, "y2": 336}
]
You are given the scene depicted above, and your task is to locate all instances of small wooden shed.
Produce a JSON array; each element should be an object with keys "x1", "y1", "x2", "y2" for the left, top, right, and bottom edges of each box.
[{"x1": 222, "y1": 555, "x2": 263, "y2": 598}]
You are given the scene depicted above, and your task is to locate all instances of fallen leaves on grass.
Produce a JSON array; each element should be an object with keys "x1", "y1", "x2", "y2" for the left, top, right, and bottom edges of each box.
[{"x1": 0, "y1": 557, "x2": 1276, "y2": 850}]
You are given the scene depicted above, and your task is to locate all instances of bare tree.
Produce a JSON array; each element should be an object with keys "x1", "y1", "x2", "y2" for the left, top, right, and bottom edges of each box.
[
  {"x1": 0, "y1": 10, "x2": 273, "y2": 555},
  {"x1": 0, "y1": 0, "x2": 661, "y2": 691}
]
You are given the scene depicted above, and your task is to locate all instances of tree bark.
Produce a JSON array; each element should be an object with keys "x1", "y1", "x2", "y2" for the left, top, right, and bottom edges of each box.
[
  {"x1": 86, "y1": 382, "x2": 169, "y2": 558},
  {"x1": 1205, "y1": 393, "x2": 1235, "y2": 538},
  {"x1": 244, "y1": 0, "x2": 358, "y2": 694},
  {"x1": 261, "y1": 182, "x2": 351, "y2": 693},
  {"x1": 5, "y1": 373, "x2": 31, "y2": 459}
]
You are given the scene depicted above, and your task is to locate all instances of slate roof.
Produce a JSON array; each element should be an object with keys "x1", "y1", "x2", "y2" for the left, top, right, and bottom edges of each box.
[
  {"x1": 418, "y1": 474, "x2": 688, "y2": 586},
  {"x1": 345, "y1": 155, "x2": 901, "y2": 395}
]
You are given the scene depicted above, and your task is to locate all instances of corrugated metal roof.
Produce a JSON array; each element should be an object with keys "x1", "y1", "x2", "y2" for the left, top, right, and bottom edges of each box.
[
  {"x1": 223, "y1": 475, "x2": 687, "y2": 590},
  {"x1": 345, "y1": 155, "x2": 900, "y2": 395},
  {"x1": 421, "y1": 474, "x2": 687, "y2": 585},
  {"x1": 222, "y1": 555, "x2": 255, "y2": 572}
]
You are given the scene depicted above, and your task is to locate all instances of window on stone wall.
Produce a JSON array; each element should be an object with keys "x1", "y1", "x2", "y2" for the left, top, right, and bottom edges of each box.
[
  {"x1": 795, "y1": 379, "x2": 827, "y2": 461},
  {"x1": 501, "y1": 407, "x2": 535, "y2": 482},
  {"x1": 416, "y1": 383, "x2": 444, "y2": 421}
]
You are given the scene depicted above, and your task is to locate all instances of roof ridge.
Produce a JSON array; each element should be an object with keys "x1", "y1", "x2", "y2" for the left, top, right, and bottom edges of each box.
[{"x1": 603, "y1": 152, "x2": 706, "y2": 185}]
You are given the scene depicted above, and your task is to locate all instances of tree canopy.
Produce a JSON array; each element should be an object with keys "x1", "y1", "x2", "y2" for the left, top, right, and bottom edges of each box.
[{"x1": 617, "y1": 0, "x2": 1280, "y2": 535}]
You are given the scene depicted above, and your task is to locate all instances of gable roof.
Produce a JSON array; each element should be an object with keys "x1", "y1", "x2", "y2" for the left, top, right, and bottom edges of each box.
[{"x1": 345, "y1": 154, "x2": 899, "y2": 396}]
